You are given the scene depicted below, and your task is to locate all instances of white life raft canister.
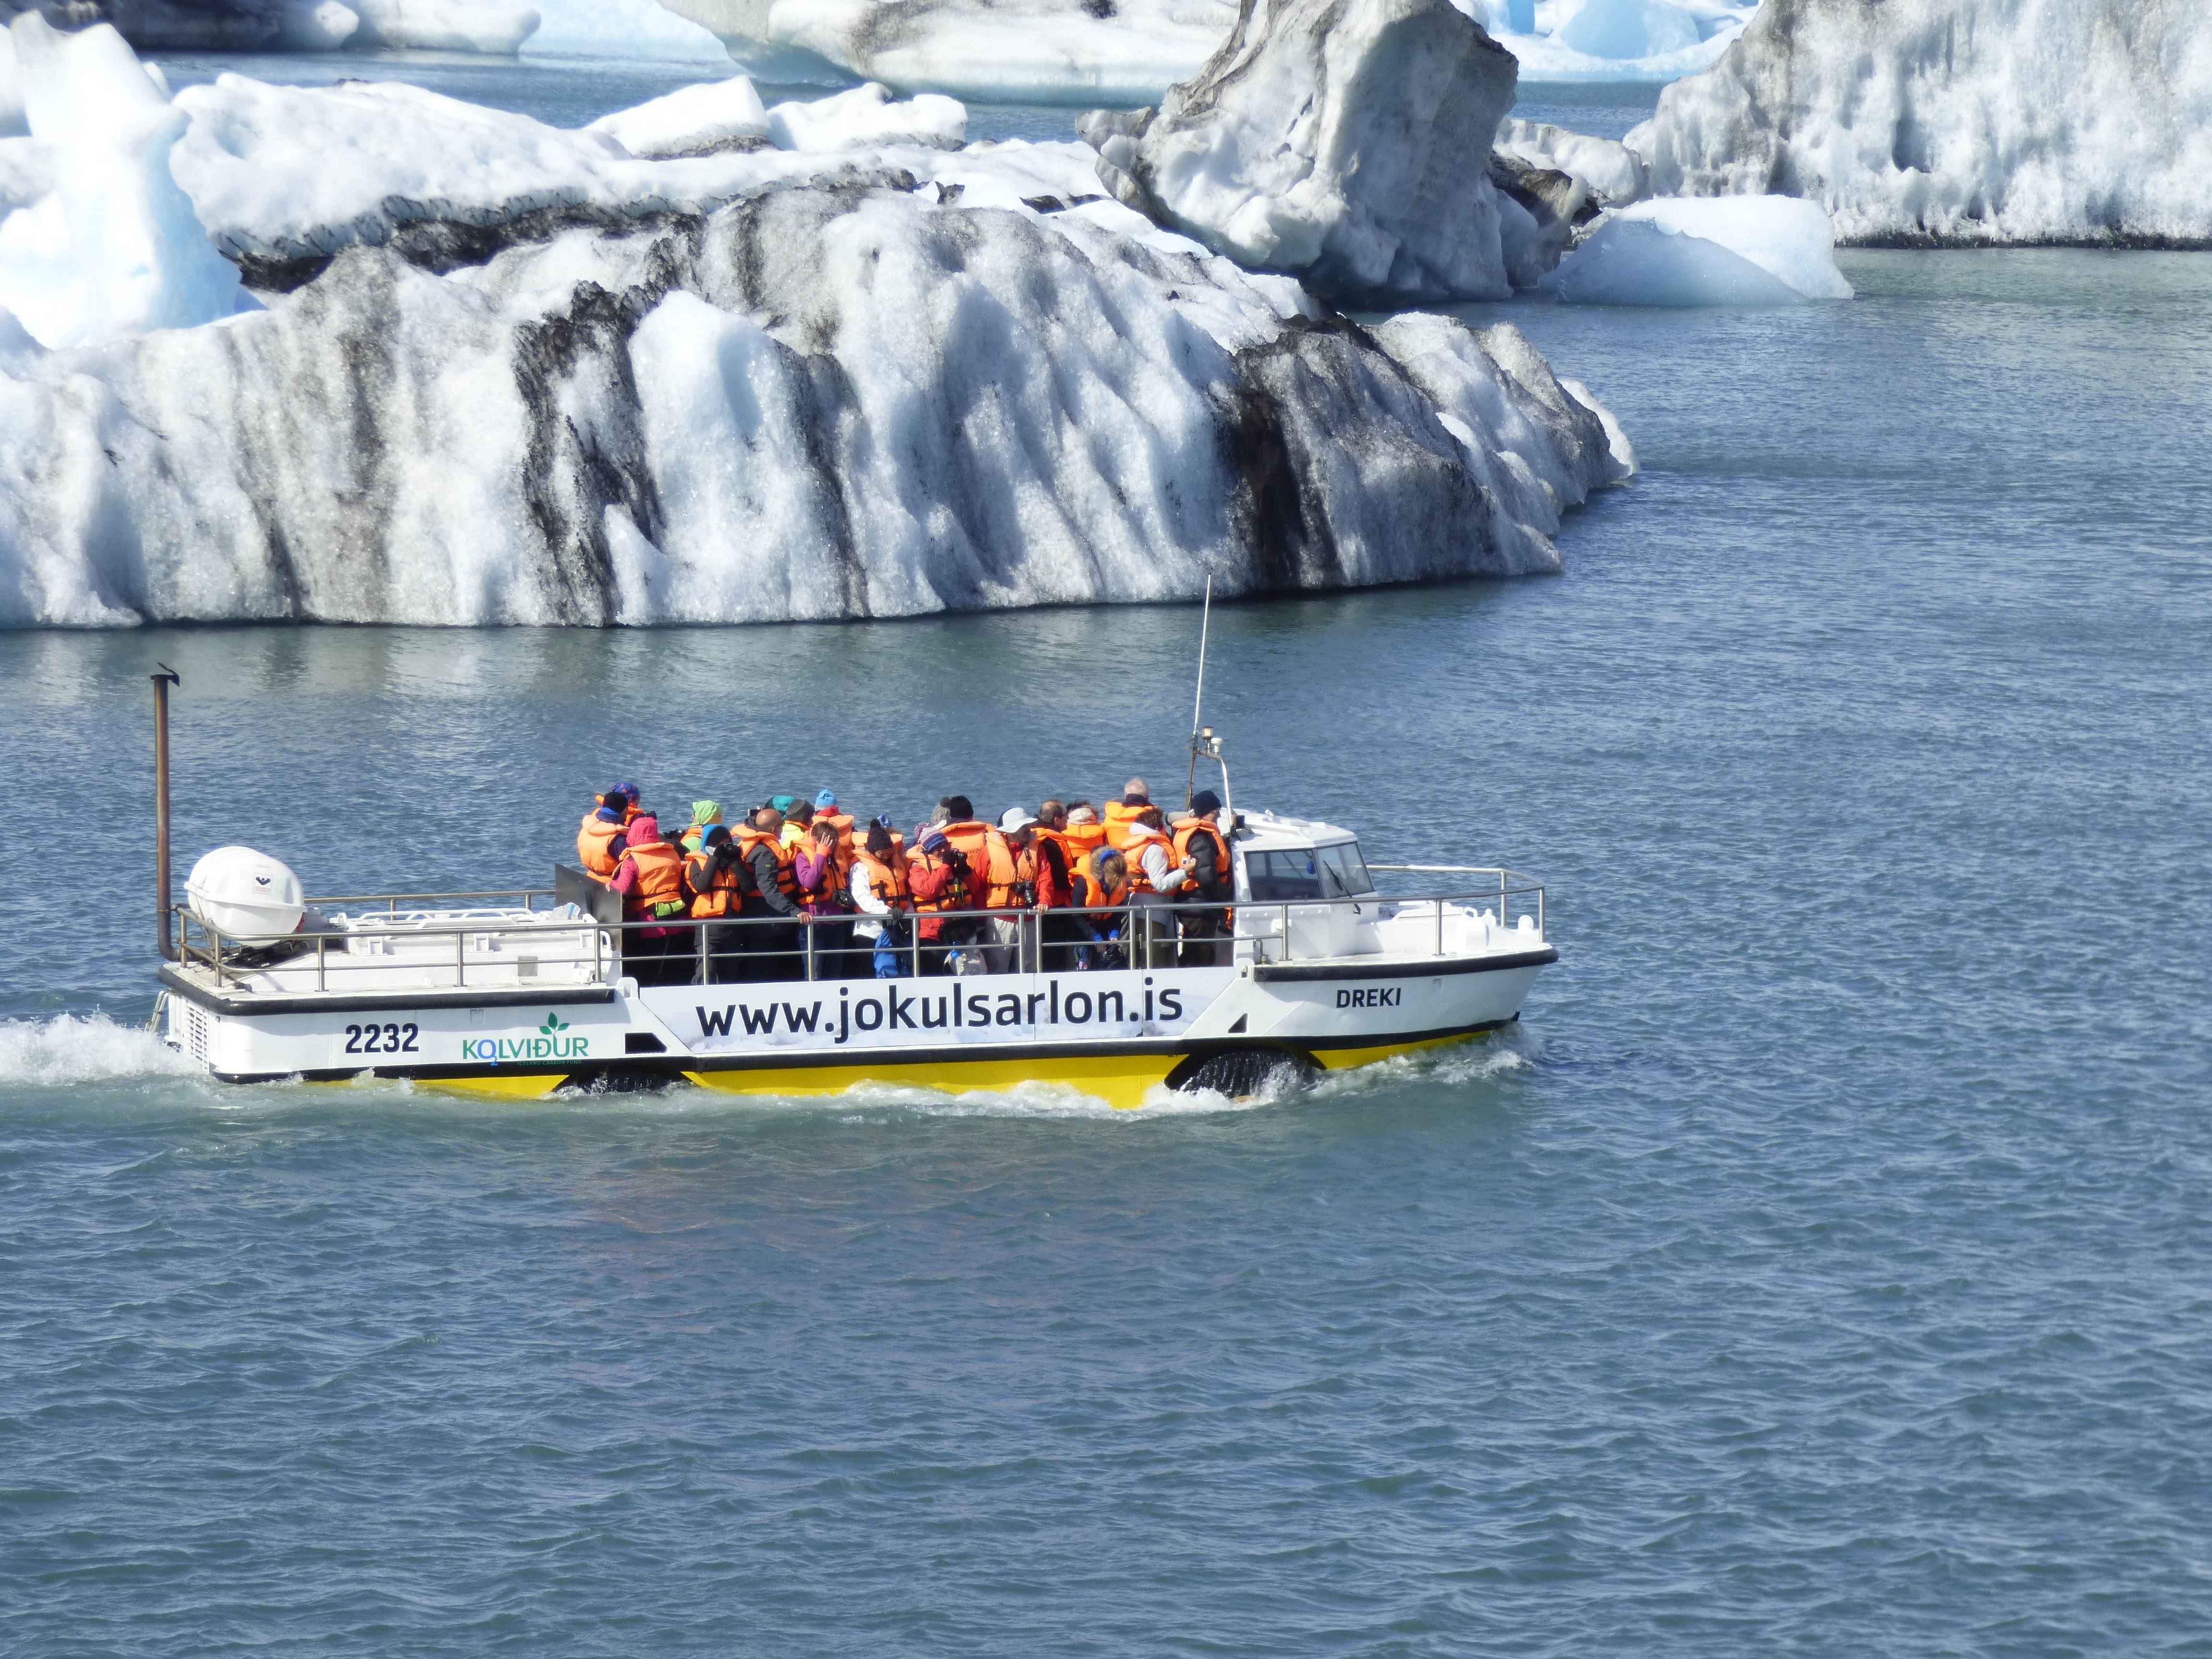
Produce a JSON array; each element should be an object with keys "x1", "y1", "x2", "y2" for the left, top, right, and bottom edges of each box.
[{"x1": 185, "y1": 846, "x2": 305, "y2": 940}]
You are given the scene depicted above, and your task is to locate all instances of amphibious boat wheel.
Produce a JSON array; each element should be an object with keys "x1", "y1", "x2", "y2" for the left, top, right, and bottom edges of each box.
[{"x1": 1167, "y1": 1048, "x2": 1316, "y2": 1101}]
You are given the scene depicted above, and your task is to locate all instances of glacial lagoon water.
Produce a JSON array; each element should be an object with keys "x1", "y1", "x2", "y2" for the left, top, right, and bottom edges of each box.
[{"x1": 5, "y1": 159, "x2": 2212, "y2": 1657}]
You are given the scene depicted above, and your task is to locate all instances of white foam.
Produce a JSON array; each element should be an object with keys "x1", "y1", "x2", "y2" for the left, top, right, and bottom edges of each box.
[{"x1": 0, "y1": 1013, "x2": 197, "y2": 1087}]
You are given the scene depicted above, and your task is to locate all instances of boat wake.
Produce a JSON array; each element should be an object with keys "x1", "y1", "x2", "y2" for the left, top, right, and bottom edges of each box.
[{"x1": 0, "y1": 1013, "x2": 199, "y2": 1089}]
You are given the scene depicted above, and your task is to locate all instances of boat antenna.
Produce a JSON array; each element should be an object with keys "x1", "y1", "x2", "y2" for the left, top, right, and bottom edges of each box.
[
  {"x1": 152, "y1": 663, "x2": 181, "y2": 961},
  {"x1": 1186, "y1": 576, "x2": 1212, "y2": 807}
]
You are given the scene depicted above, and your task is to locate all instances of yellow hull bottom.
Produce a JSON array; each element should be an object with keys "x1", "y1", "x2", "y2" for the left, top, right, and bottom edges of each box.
[{"x1": 410, "y1": 1032, "x2": 1488, "y2": 1109}]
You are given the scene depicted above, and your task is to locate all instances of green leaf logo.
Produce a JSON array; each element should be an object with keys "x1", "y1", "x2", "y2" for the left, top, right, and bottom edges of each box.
[{"x1": 540, "y1": 1012, "x2": 568, "y2": 1035}]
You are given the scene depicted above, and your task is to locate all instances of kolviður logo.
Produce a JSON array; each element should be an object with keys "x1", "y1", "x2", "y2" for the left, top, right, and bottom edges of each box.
[{"x1": 461, "y1": 1011, "x2": 590, "y2": 1064}]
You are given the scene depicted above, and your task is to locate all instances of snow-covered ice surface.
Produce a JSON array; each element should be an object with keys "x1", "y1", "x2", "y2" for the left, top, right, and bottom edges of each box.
[
  {"x1": 1547, "y1": 193, "x2": 1850, "y2": 306},
  {"x1": 657, "y1": 0, "x2": 1241, "y2": 105},
  {"x1": 764, "y1": 82, "x2": 964, "y2": 152},
  {"x1": 1086, "y1": 0, "x2": 1521, "y2": 305},
  {"x1": 0, "y1": 51, "x2": 1630, "y2": 626},
  {"x1": 587, "y1": 76, "x2": 766, "y2": 158},
  {"x1": 1630, "y1": 0, "x2": 2212, "y2": 247},
  {"x1": 0, "y1": 18, "x2": 252, "y2": 348}
]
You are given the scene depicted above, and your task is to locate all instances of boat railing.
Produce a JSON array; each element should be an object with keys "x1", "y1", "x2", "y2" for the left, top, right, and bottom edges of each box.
[{"x1": 169, "y1": 878, "x2": 1545, "y2": 996}]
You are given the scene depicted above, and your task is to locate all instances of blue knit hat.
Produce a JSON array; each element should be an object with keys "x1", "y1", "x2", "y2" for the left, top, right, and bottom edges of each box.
[{"x1": 814, "y1": 789, "x2": 838, "y2": 809}]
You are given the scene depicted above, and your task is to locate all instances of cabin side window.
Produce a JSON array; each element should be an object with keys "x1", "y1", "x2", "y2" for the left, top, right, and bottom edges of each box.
[{"x1": 1245, "y1": 848, "x2": 1322, "y2": 901}]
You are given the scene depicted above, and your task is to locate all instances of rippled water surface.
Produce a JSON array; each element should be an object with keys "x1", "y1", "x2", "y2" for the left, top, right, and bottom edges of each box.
[{"x1": 4, "y1": 250, "x2": 2211, "y2": 1654}]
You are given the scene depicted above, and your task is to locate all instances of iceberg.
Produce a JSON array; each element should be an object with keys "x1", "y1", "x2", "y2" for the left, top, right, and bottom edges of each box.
[
  {"x1": 276, "y1": 0, "x2": 361, "y2": 48},
  {"x1": 0, "y1": 17, "x2": 252, "y2": 349},
  {"x1": 0, "y1": 44, "x2": 1632, "y2": 627},
  {"x1": 1085, "y1": 0, "x2": 1521, "y2": 306},
  {"x1": 1629, "y1": 0, "x2": 2212, "y2": 246},
  {"x1": 658, "y1": 0, "x2": 1241, "y2": 106},
  {"x1": 346, "y1": 0, "x2": 541, "y2": 54},
  {"x1": 1546, "y1": 193, "x2": 1851, "y2": 306},
  {"x1": 1494, "y1": 117, "x2": 1648, "y2": 209},
  {"x1": 524, "y1": 0, "x2": 734, "y2": 63},
  {"x1": 1484, "y1": 0, "x2": 1755, "y2": 84},
  {"x1": 764, "y1": 82, "x2": 965, "y2": 152}
]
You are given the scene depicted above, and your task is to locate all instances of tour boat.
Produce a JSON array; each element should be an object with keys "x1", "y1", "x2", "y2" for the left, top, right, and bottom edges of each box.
[{"x1": 145, "y1": 654, "x2": 1557, "y2": 1108}]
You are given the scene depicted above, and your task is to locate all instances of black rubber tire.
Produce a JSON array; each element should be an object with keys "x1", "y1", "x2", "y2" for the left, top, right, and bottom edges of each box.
[{"x1": 1168, "y1": 1048, "x2": 1316, "y2": 1100}]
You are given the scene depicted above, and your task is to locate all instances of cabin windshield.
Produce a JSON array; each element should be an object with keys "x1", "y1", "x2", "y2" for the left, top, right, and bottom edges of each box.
[
  {"x1": 1245, "y1": 848, "x2": 1322, "y2": 901},
  {"x1": 1318, "y1": 842, "x2": 1375, "y2": 898},
  {"x1": 1243, "y1": 842, "x2": 1374, "y2": 902}
]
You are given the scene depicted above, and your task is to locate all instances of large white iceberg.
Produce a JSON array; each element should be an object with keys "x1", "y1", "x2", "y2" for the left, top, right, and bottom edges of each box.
[
  {"x1": 1629, "y1": 0, "x2": 2212, "y2": 246},
  {"x1": 1546, "y1": 193, "x2": 1850, "y2": 306},
  {"x1": 0, "y1": 60, "x2": 1631, "y2": 626},
  {"x1": 658, "y1": 0, "x2": 1241, "y2": 105},
  {"x1": 0, "y1": 17, "x2": 252, "y2": 349},
  {"x1": 1086, "y1": 0, "x2": 1522, "y2": 305}
]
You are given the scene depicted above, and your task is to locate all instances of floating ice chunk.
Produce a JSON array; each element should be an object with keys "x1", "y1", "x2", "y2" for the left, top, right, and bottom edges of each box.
[
  {"x1": 278, "y1": 0, "x2": 361, "y2": 49},
  {"x1": 347, "y1": 0, "x2": 541, "y2": 54},
  {"x1": 1553, "y1": 0, "x2": 1699, "y2": 59},
  {"x1": 1494, "y1": 117, "x2": 1648, "y2": 206},
  {"x1": 661, "y1": 0, "x2": 1239, "y2": 105},
  {"x1": 1631, "y1": 0, "x2": 2212, "y2": 246},
  {"x1": 1087, "y1": 0, "x2": 1520, "y2": 305},
  {"x1": 0, "y1": 18, "x2": 252, "y2": 349},
  {"x1": 765, "y1": 84, "x2": 965, "y2": 153},
  {"x1": 527, "y1": 0, "x2": 734, "y2": 65},
  {"x1": 1548, "y1": 194, "x2": 1851, "y2": 306},
  {"x1": 589, "y1": 76, "x2": 767, "y2": 158}
]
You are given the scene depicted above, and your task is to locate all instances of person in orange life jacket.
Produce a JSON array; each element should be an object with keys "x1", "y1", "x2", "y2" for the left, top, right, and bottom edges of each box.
[
  {"x1": 933, "y1": 796, "x2": 1003, "y2": 973},
  {"x1": 1102, "y1": 778, "x2": 1152, "y2": 851},
  {"x1": 905, "y1": 825, "x2": 977, "y2": 976},
  {"x1": 577, "y1": 785, "x2": 632, "y2": 878},
  {"x1": 793, "y1": 816, "x2": 859, "y2": 979},
  {"x1": 609, "y1": 816, "x2": 693, "y2": 986},
  {"x1": 1030, "y1": 799, "x2": 1085, "y2": 973},
  {"x1": 780, "y1": 797, "x2": 815, "y2": 854},
  {"x1": 811, "y1": 790, "x2": 856, "y2": 881},
  {"x1": 1170, "y1": 789, "x2": 1233, "y2": 966},
  {"x1": 1074, "y1": 846, "x2": 1131, "y2": 971},
  {"x1": 685, "y1": 824, "x2": 756, "y2": 984},
  {"x1": 1119, "y1": 805, "x2": 1182, "y2": 969},
  {"x1": 679, "y1": 800, "x2": 722, "y2": 855},
  {"x1": 734, "y1": 805, "x2": 804, "y2": 982},
  {"x1": 985, "y1": 808, "x2": 1048, "y2": 974},
  {"x1": 850, "y1": 818, "x2": 912, "y2": 979}
]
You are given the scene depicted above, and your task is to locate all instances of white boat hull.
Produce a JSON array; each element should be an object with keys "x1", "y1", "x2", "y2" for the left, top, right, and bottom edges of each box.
[{"x1": 161, "y1": 950, "x2": 1555, "y2": 1107}]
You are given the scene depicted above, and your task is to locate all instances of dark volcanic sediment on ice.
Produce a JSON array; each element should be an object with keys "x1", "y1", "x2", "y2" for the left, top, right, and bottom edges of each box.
[{"x1": 5, "y1": 183, "x2": 1630, "y2": 625}]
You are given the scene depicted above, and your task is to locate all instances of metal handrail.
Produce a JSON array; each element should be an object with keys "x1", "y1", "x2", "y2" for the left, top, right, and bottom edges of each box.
[{"x1": 168, "y1": 878, "x2": 1544, "y2": 998}]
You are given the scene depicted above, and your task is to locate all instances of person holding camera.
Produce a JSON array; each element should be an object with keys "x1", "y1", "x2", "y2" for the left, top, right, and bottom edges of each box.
[{"x1": 906, "y1": 826, "x2": 978, "y2": 975}]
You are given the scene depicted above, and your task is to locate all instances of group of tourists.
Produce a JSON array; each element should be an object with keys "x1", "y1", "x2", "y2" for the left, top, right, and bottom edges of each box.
[{"x1": 574, "y1": 777, "x2": 1234, "y2": 986}]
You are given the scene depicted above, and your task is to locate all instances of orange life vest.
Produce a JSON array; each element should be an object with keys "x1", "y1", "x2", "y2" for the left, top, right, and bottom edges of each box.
[
  {"x1": 906, "y1": 845, "x2": 972, "y2": 915},
  {"x1": 854, "y1": 844, "x2": 911, "y2": 909},
  {"x1": 1171, "y1": 817, "x2": 1225, "y2": 869},
  {"x1": 734, "y1": 826, "x2": 801, "y2": 901},
  {"x1": 817, "y1": 811, "x2": 857, "y2": 882},
  {"x1": 1103, "y1": 800, "x2": 1149, "y2": 852},
  {"x1": 577, "y1": 811, "x2": 625, "y2": 878},
  {"x1": 1119, "y1": 826, "x2": 1169, "y2": 894},
  {"x1": 618, "y1": 839, "x2": 689, "y2": 919},
  {"x1": 983, "y1": 835, "x2": 1042, "y2": 910},
  {"x1": 684, "y1": 848, "x2": 747, "y2": 918},
  {"x1": 1078, "y1": 851, "x2": 1130, "y2": 922}
]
